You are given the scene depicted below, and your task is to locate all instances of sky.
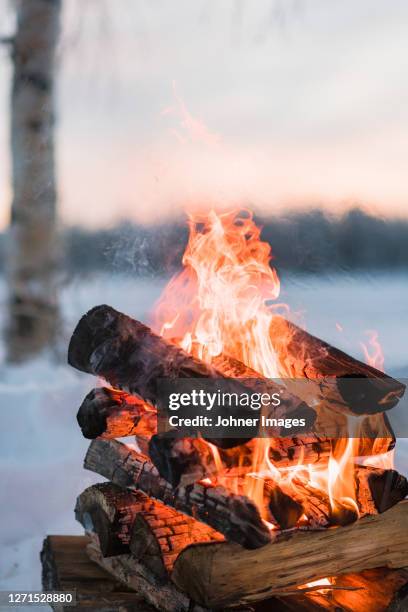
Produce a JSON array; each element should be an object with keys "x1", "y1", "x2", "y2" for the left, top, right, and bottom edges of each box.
[{"x1": 0, "y1": 0, "x2": 408, "y2": 229}]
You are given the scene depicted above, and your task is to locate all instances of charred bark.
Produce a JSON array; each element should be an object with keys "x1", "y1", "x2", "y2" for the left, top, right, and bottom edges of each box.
[
  {"x1": 77, "y1": 387, "x2": 156, "y2": 439},
  {"x1": 270, "y1": 316, "x2": 405, "y2": 415},
  {"x1": 68, "y1": 305, "x2": 315, "y2": 447},
  {"x1": 84, "y1": 438, "x2": 272, "y2": 549},
  {"x1": 75, "y1": 482, "x2": 153, "y2": 557}
]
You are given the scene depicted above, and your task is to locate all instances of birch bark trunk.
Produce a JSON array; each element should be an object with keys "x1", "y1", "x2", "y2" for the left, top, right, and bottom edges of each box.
[{"x1": 6, "y1": 0, "x2": 61, "y2": 361}]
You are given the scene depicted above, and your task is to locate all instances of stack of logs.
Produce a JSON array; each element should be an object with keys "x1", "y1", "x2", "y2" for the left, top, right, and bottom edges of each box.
[{"x1": 43, "y1": 304, "x2": 408, "y2": 610}]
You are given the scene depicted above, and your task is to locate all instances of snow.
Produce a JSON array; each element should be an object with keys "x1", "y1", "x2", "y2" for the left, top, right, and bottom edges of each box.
[{"x1": 0, "y1": 272, "x2": 407, "y2": 592}]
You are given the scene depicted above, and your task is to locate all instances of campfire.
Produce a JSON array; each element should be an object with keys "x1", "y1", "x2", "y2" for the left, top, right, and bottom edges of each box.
[{"x1": 62, "y1": 211, "x2": 407, "y2": 610}]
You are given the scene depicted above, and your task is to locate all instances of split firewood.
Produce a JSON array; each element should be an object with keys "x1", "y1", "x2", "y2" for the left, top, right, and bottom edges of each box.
[
  {"x1": 41, "y1": 534, "x2": 408, "y2": 612},
  {"x1": 41, "y1": 535, "x2": 161, "y2": 612},
  {"x1": 85, "y1": 534, "x2": 208, "y2": 612},
  {"x1": 355, "y1": 465, "x2": 408, "y2": 515},
  {"x1": 75, "y1": 482, "x2": 222, "y2": 576},
  {"x1": 129, "y1": 501, "x2": 223, "y2": 581},
  {"x1": 279, "y1": 477, "x2": 336, "y2": 529},
  {"x1": 68, "y1": 305, "x2": 316, "y2": 448},
  {"x1": 75, "y1": 482, "x2": 153, "y2": 556},
  {"x1": 77, "y1": 387, "x2": 157, "y2": 439},
  {"x1": 148, "y1": 433, "x2": 221, "y2": 487},
  {"x1": 84, "y1": 438, "x2": 272, "y2": 549},
  {"x1": 171, "y1": 500, "x2": 408, "y2": 609},
  {"x1": 147, "y1": 427, "x2": 397, "y2": 493},
  {"x1": 269, "y1": 315, "x2": 405, "y2": 415}
]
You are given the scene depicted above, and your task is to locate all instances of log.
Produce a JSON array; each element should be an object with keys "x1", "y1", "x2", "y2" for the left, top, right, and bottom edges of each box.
[
  {"x1": 171, "y1": 500, "x2": 408, "y2": 608},
  {"x1": 269, "y1": 315, "x2": 405, "y2": 415},
  {"x1": 261, "y1": 568, "x2": 408, "y2": 611},
  {"x1": 75, "y1": 482, "x2": 154, "y2": 557},
  {"x1": 355, "y1": 465, "x2": 408, "y2": 515},
  {"x1": 77, "y1": 387, "x2": 156, "y2": 439},
  {"x1": 129, "y1": 500, "x2": 223, "y2": 581},
  {"x1": 75, "y1": 483, "x2": 222, "y2": 575},
  {"x1": 86, "y1": 534, "x2": 209, "y2": 612},
  {"x1": 148, "y1": 432, "x2": 221, "y2": 487},
  {"x1": 84, "y1": 438, "x2": 272, "y2": 549},
  {"x1": 41, "y1": 534, "x2": 157, "y2": 611},
  {"x1": 41, "y1": 534, "x2": 408, "y2": 612},
  {"x1": 68, "y1": 305, "x2": 316, "y2": 448}
]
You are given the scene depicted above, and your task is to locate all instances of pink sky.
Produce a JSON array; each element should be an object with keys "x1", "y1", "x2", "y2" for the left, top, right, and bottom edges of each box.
[{"x1": 1, "y1": 0, "x2": 408, "y2": 229}]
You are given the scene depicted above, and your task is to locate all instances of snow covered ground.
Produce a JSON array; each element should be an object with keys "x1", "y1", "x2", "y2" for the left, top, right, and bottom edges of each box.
[{"x1": 0, "y1": 272, "x2": 407, "y2": 593}]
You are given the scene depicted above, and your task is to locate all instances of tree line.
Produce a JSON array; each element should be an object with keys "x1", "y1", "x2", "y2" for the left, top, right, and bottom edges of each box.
[{"x1": 1, "y1": 207, "x2": 406, "y2": 278}]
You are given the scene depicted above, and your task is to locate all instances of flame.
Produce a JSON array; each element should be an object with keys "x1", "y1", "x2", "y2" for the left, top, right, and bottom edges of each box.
[
  {"x1": 361, "y1": 330, "x2": 384, "y2": 371},
  {"x1": 151, "y1": 210, "x2": 387, "y2": 527},
  {"x1": 306, "y1": 577, "x2": 332, "y2": 590}
]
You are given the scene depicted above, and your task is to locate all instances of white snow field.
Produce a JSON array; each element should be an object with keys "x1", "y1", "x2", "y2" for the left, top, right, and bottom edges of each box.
[{"x1": 0, "y1": 272, "x2": 407, "y2": 592}]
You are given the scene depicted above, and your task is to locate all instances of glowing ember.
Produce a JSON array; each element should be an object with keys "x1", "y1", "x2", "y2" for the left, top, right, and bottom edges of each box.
[
  {"x1": 150, "y1": 209, "x2": 386, "y2": 528},
  {"x1": 305, "y1": 577, "x2": 332, "y2": 591}
]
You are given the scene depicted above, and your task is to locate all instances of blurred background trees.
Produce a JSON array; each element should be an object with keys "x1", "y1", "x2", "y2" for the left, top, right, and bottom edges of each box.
[{"x1": 5, "y1": 0, "x2": 61, "y2": 362}]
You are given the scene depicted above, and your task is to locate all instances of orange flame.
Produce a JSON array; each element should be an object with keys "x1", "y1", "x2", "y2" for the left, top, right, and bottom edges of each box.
[
  {"x1": 150, "y1": 210, "x2": 386, "y2": 527},
  {"x1": 361, "y1": 330, "x2": 384, "y2": 371}
]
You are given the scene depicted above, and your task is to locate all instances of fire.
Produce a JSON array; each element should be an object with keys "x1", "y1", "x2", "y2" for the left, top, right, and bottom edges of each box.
[
  {"x1": 151, "y1": 210, "x2": 382, "y2": 528},
  {"x1": 361, "y1": 330, "x2": 384, "y2": 371}
]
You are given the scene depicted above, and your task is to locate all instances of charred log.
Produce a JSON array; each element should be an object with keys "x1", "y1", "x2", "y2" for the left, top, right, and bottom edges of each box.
[
  {"x1": 84, "y1": 438, "x2": 272, "y2": 549},
  {"x1": 77, "y1": 387, "x2": 157, "y2": 439},
  {"x1": 130, "y1": 501, "x2": 223, "y2": 581},
  {"x1": 269, "y1": 316, "x2": 405, "y2": 415},
  {"x1": 75, "y1": 483, "x2": 152, "y2": 557},
  {"x1": 148, "y1": 433, "x2": 219, "y2": 487},
  {"x1": 148, "y1": 432, "x2": 335, "y2": 488},
  {"x1": 171, "y1": 501, "x2": 408, "y2": 608},
  {"x1": 355, "y1": 465, "x2": 408, "y2": 515},
  {"x1": 69, "y1": 305, "x2": 316, "y2": 447}
]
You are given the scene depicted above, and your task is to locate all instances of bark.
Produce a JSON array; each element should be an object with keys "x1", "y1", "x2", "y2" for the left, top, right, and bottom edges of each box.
[
  {"x1": 86, "y1": 535, "x2": 208, "y2": 612},
  {"x1": 355, "y1": 465, "x2": 408, "y2": 516},
  {"x1": 41, "y1": 535, "x2": 156, "y2": 611},
  {"x1": 84, "y1": 438, "x2": 272, "y2": 549},
  {"x1": 171, "y1": 501, "x2": 408, "y2": 608},
  {"x1": 68, "y1": 305, "x2": 316, "y2": 447},
  {"x1": 77, "y1": 387, "x2": 156, "y2": 439},
  {"x1": 6, "y1": 0, "x2": 61, "y2": 362},
  {"x1": 129, "y1": 501, "x2": 223, "y2": 581},
  {"x1": 269, "y1": 316, "x2": 405, "y2": 415},
  {"x1": 41, "y1": 534, "x2": 408, "y2": 612},
  {"x1": 75, "y1": 482, "x2": 154, "y2": 557}
]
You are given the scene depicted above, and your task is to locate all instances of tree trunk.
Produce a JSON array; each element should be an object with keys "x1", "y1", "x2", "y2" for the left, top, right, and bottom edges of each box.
[{"x1": 6, "y1": 0, "x2": 61, "y2": 362}]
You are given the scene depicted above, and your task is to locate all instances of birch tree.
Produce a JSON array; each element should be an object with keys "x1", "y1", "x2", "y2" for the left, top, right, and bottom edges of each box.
[{"x1": 6, "y1": 0, "x2": 61, "y2": 361}]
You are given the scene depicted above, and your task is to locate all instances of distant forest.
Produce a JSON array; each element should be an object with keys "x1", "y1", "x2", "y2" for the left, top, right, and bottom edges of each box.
[{"x1": 1, "y1": 208, "x2": 407, "y2": 277}]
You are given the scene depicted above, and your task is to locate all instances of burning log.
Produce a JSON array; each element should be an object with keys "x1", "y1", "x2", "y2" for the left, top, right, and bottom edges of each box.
[
  {"x1": 269, "y1": 316, "x2": 405, "y2": 415},
  {"x1": 355, "y1": 465, "x2": 408, "y2": 515},
  {"x1": 129, "y1": 501, "x2": 223, "y2": 581},
  {"x1": 75, "y1": 483, "x2": 153, "y2": 557},
  {"x1": 77, "y1": 387, "x2": 157, "y2": 439},
  {"x1": 148, "y1": 432, "x2": 220, "y2": 487},
  {"x1": 69, "y1": 305, "x2": 316, "y2": 448},
  {"x1": 83, "y1": 438, "x2": 272, "y2": 549},
  {"x1": 148, "y1": 430, "x2": 332, "y2": 486},
  {"x1": 68, "y1": 305, "x2": 220, "y2": 401},
  {"x1": 75, "y1": 483, "x2": 222, "y2": 578},
  {"x1": 41, "y1": 534, "x2": 408, "y2": 612},
  {"x1": 171, "y1": 500, "x2": 408, "y2": 609}
]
